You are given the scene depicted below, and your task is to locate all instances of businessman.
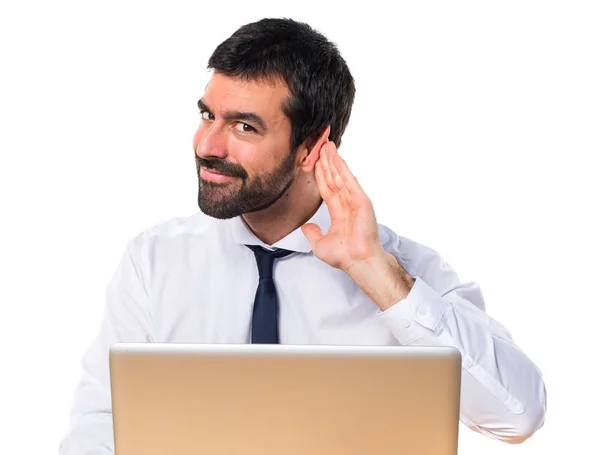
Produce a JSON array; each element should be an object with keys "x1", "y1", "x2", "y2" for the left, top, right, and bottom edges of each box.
[{"x1": 59, "y1": 17, "x2": 546, "y2": 454}]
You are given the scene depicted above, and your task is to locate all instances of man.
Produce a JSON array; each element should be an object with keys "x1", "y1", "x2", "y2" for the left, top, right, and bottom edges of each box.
[{"x1": 59, "y1": 17, "x2": 546, "y2": 454}]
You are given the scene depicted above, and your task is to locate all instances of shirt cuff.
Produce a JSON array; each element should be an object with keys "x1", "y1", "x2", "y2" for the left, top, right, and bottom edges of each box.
[{"x1": 377, "y1": 277, "x2": 449, "y2": 344}]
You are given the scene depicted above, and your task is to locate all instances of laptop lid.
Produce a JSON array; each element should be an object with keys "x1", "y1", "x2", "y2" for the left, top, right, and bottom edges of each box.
[{"x1": 109, "y1": 343, "x2": 461, "y2": 455}]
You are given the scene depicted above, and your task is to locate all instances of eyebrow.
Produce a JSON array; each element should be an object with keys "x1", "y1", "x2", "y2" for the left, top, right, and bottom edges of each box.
[{"x1": 197, "y1": 99, "x2": 267, "y2": 132}]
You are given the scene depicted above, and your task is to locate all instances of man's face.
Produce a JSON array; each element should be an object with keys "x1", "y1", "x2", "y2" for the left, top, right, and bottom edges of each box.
[{"x1": 193, "y1": 73, "x2": 298, "y2": 219}]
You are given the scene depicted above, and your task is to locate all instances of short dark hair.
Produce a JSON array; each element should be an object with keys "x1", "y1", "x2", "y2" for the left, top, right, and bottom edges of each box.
[{"x1": 207, "y1": 17, "x2": 355, "y2": 151}]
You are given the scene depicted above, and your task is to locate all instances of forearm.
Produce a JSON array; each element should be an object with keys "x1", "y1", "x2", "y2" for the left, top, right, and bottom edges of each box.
[
  {"x1": 60, "y1": 408, "x2": 114, "y2": 455},
  {"x1": 378, "y1": 277, "x2": 547, "y2": 444},
  {"x1": 59, "y1": 336, "x2": 116, "y2": 455},
  {"x1": 347, "y1": 251, "x2": 546, "y2": 444},
  {"x1": 60, "y1": 235, "x2": 153, "y2": 454}
]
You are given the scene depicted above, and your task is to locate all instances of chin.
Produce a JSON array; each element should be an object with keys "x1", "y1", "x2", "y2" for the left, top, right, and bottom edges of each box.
[{"x1": 197, "y1": 201, "x2": 241, "y2": 219}]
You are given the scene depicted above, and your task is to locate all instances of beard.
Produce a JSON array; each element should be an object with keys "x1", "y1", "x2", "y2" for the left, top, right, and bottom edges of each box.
[{"x1": 195, "y1": 151, "x2": 297, "y2": 219}]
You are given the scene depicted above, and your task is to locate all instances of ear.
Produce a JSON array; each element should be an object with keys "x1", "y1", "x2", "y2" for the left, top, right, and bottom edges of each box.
[{"x1": 298, "y1": 125, "x2": 331, "y2": 171}]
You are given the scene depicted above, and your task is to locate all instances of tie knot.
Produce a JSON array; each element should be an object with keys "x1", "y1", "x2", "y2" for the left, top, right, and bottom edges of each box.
[{"x1": 246, "y1": 245, "x2": 294, "y2": 279}]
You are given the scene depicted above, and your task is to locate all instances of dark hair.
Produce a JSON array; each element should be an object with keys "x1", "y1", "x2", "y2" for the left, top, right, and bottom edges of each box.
[{"x1": 207, "y1": 17, "x2": 355, "y2": 151}]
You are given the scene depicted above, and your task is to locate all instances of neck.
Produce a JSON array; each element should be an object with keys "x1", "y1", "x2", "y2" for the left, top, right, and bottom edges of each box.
[{"x1": 241, "y1": 178, "x2": 322, "y2": 246}]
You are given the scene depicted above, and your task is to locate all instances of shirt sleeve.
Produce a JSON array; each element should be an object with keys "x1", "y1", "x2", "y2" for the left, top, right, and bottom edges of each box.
[
  {"x1": 377, "y1": 244, "x2": 547, "y2": 444},
  {"x1": 59, "y1": 235, "x2": 154, "y2": 455}
]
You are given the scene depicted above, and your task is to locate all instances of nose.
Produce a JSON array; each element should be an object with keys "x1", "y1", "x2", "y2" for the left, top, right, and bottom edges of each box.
[{"x1": 194, "y1": 123, "x2": 228, "y2": 160}]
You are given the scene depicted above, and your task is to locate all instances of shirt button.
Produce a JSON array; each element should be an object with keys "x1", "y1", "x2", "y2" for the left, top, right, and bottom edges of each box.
[
  {"x1": 401, "y1": 319, "x2": 411, "y2": 328},
  {"x1": 464, "y1": 357, "x2": 473, "y2": 368},
  {"x1": 418, "y1": 305, "x2": 428, "y2": 316}
]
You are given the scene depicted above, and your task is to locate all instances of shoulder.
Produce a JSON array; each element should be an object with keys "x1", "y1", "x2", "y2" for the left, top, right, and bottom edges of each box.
[{"x1": 124, "y1": 211, "x2": 225, "y2": 261}]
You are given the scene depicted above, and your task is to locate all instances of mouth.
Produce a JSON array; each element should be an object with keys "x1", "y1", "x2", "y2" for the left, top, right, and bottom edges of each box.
[{"x1": 199, "y1": 167, "x2": 238, "y2": 183}]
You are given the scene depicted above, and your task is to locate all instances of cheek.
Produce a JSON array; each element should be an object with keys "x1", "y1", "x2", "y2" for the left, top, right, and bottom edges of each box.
[
  {"x1": 234, "y1": 144, "x2": 260, "y2": 172},
  {"x1": 236, "y1": 143, "x2": 281, "y2": 175}
]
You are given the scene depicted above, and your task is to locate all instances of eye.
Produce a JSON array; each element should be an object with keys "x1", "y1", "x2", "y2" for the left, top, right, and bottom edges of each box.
[
  {"x1": 200, "y1": 110, "x2": 214, "y2": 121},
  {"x1": 234, "y1": 123, "x2": 256, "y2": 133}
]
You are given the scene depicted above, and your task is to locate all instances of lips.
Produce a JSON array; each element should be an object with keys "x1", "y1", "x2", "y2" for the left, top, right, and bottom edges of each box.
[
  {"x1": 200, "y1": 167, "x2": 237, "y2": 183},
  {"x1": 204, "y1": 168, "x2": 230, "y2": 177}
]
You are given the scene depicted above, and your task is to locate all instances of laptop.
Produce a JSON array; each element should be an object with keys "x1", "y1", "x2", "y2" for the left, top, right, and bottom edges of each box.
[{"x1": 109, "y1": 343, "x2": 462, "y2": 455}]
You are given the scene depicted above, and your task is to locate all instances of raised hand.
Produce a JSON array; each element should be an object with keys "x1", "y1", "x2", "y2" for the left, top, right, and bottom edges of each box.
[
  {"x1": 301, "y1": 138, "x2": 414, "y2": 310},
  {"x1": 301, "y1": 140, "x2": 383, "y2": 272}
]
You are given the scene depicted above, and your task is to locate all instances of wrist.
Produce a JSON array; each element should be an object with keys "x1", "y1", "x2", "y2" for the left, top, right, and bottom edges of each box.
[{"x1": 344, "y1": 250, "x2": 414, "y2": 311}]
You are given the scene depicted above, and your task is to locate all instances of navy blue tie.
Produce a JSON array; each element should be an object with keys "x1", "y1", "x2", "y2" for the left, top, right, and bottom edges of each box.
[{"x1": 246, "y1": 245, "x2": 294, "y2": 344}]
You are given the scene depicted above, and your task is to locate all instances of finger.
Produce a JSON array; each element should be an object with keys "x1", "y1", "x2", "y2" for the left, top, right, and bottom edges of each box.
[
  {"x1": 315, "y1": 157, "x2": 334, "y2": 200},
  {"x1": 316, "y1": 159, "x2": 344, "y2": 215},
  {"x1": 324, "y1": 145, "x2": 352, "y2": 213},
  {"x1": 332, "y1": 153, "x2": 365, "y2": 197},
  {"x1": 319, "y1": 142, "x2": 337, "y2": 193},
  {"x1": 326, "y1": 142, "x2": 347, "y2": 193},
  {"x1": 301, "y1": 222, "x2": 323, "y2": 247}
]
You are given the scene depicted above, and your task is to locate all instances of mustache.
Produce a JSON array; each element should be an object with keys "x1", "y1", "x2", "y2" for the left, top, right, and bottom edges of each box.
[{"x1": 196, "y1": 157, "x2": 247, "y2": 179}]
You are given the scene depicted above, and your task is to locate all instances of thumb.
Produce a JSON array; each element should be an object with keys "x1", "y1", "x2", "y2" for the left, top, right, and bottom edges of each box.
[{"x1": 301, "y1": 223, "x2": 323, "y2": 247}]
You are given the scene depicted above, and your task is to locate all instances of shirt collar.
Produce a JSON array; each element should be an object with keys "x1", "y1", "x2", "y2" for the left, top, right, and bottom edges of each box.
[{"x1": 229, "y1": 200, "x2": 331, "y2": 253}]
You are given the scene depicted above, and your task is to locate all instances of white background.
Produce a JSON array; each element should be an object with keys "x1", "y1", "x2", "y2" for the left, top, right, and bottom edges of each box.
[{"x1": 1, "y1": 1, "x2": 598, "y2": 453}]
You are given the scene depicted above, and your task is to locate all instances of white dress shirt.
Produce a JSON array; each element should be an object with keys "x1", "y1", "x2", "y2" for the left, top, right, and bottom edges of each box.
[{"x1": 59, "y1": 201, "x2": 546, "y2": 454}]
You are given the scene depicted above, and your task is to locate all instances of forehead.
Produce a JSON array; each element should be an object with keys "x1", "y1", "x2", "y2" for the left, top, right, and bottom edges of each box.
[{"x1": 202, "y1": 73, "x2": 290, "y2": 123}]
